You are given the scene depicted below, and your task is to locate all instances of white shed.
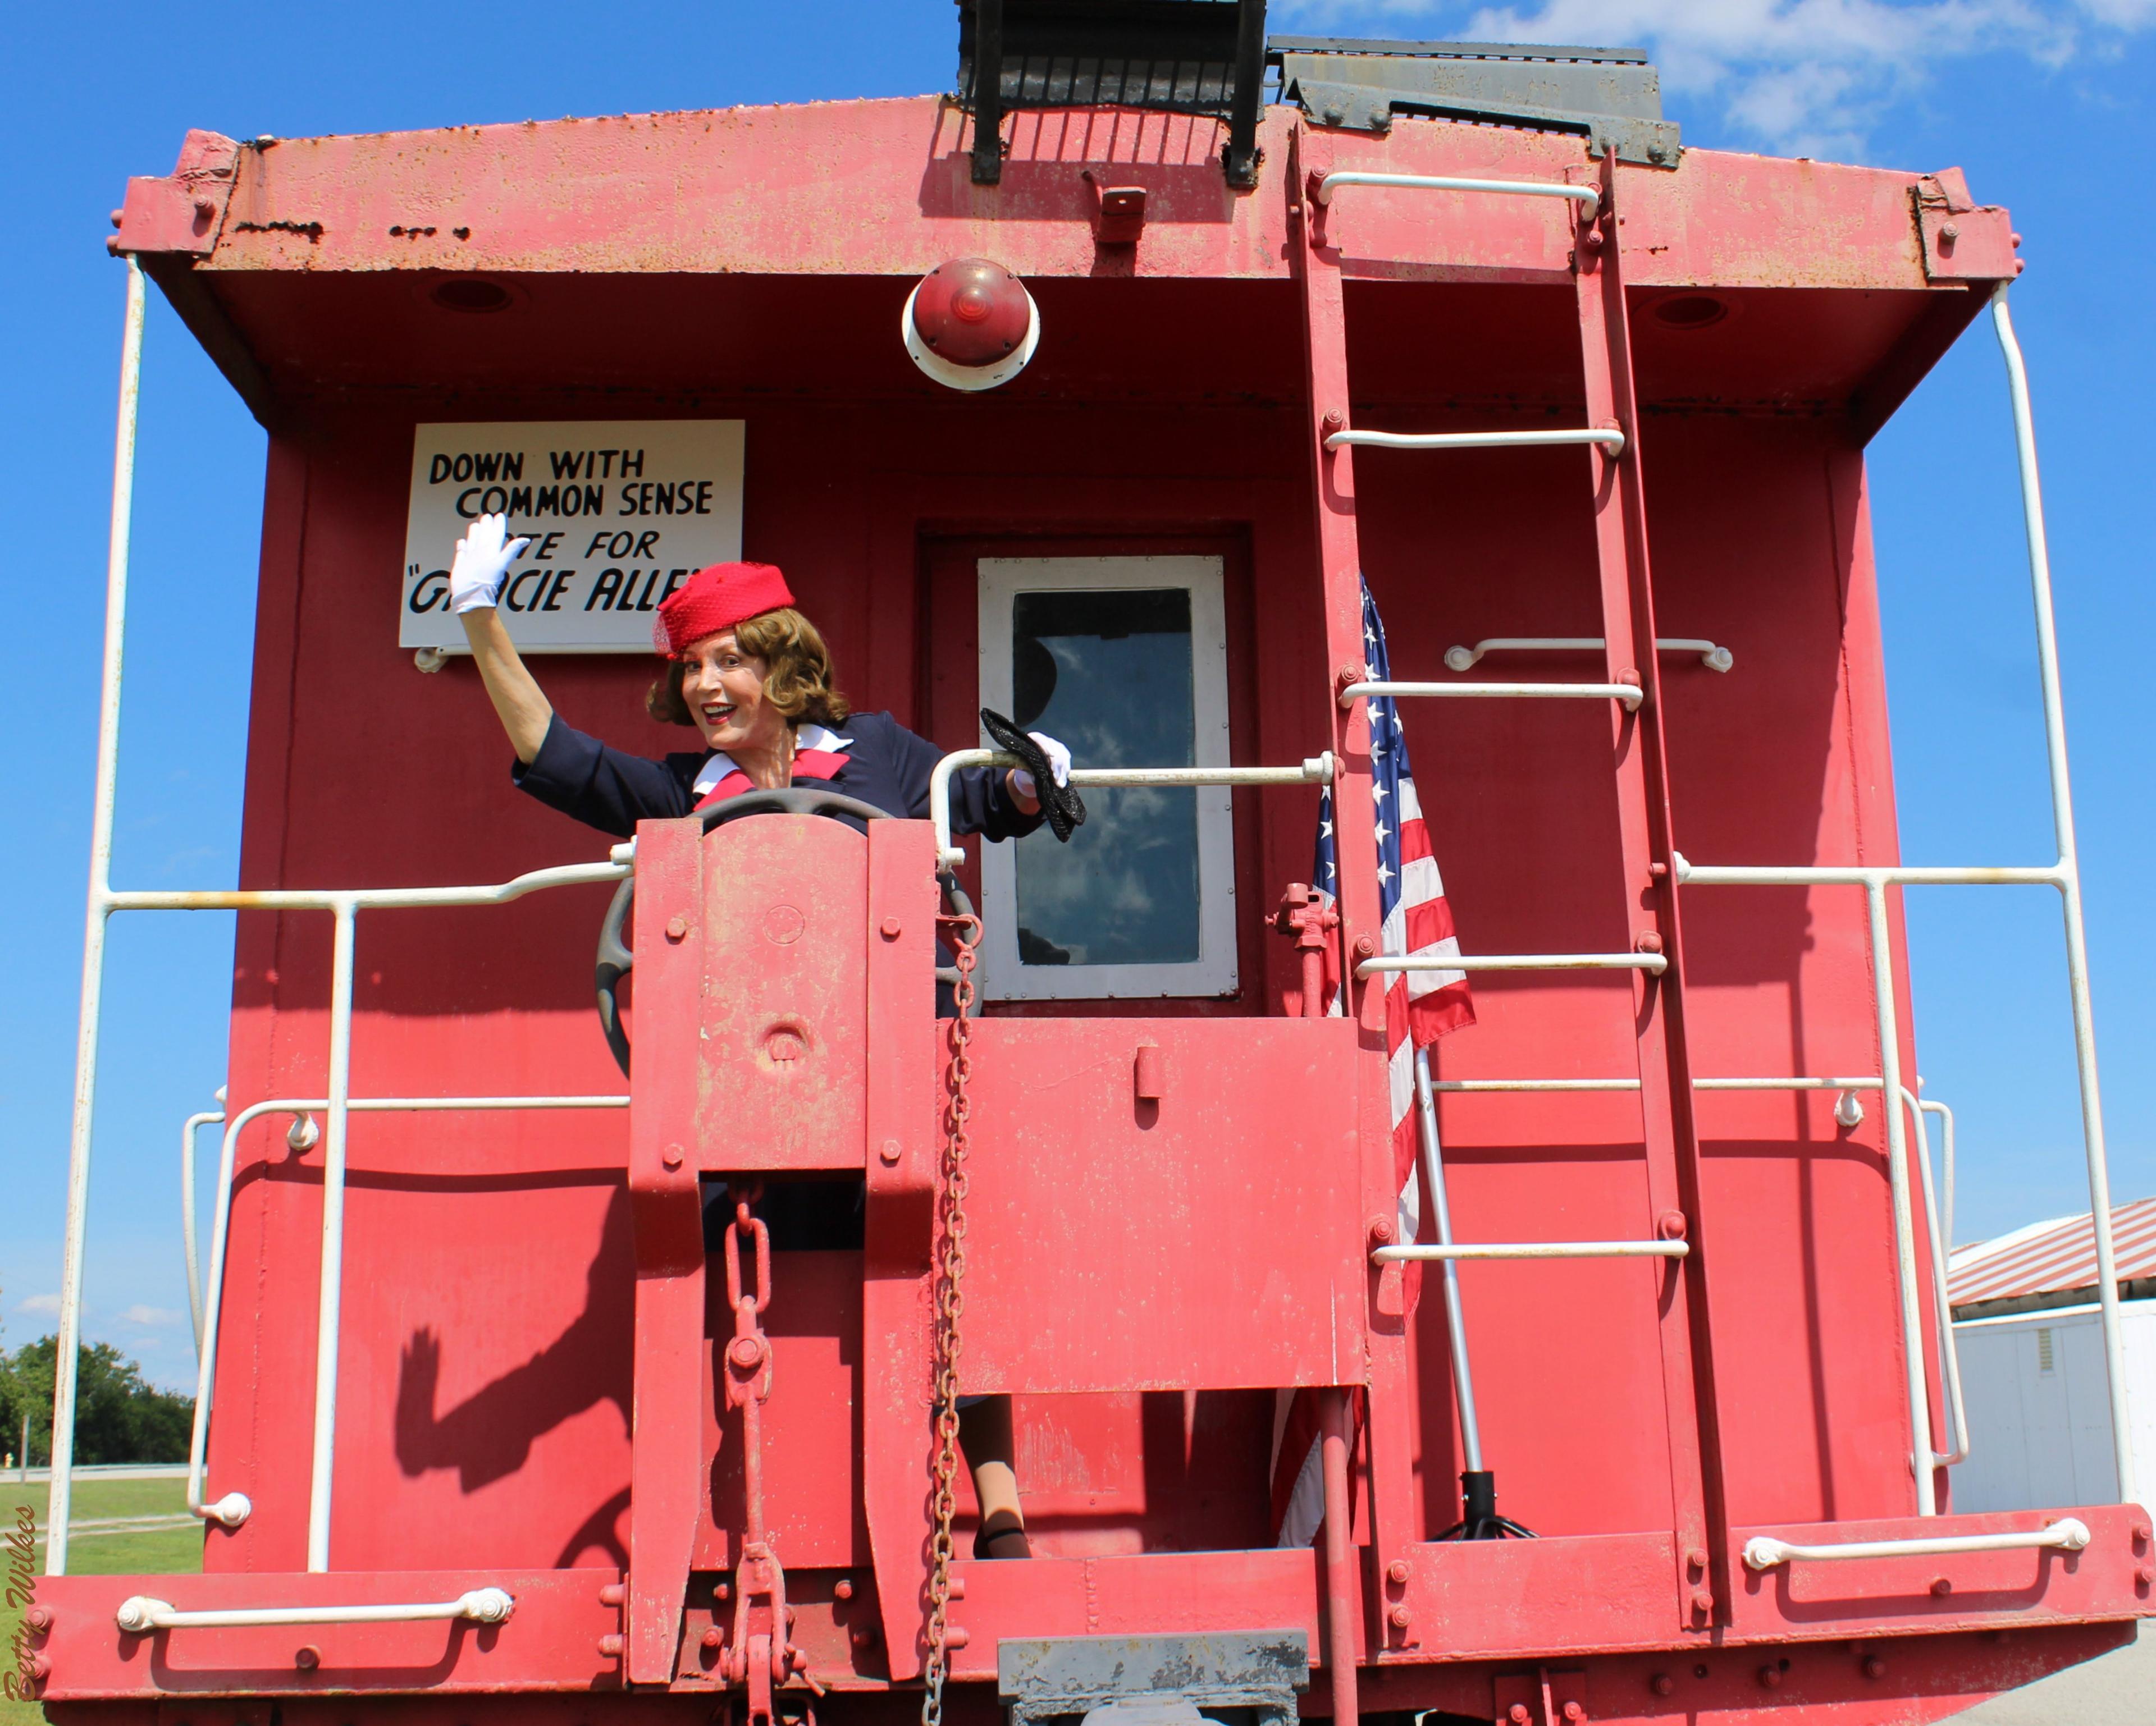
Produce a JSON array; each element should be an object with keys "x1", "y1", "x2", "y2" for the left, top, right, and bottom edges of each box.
[{"x1": 1947, "y1": 1201, "x2": 2156, "y2": 1513}]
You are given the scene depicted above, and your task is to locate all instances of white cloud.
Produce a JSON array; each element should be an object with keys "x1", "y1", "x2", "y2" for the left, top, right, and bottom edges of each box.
[
  {"x1": 16, "y1": 1293, "x2": 62, "y2": 1316},
  {"x1": 1274, "y1": 1, "x2": 2152, "y2": 157},
  {"x1": 118, "y1": 1304, "x2": 183, "y2": 1328}
]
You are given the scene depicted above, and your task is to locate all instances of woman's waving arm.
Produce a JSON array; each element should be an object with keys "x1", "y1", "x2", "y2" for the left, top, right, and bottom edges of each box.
[{"x1": 451, "y1": 514, "x2": 552, "y2": 764}]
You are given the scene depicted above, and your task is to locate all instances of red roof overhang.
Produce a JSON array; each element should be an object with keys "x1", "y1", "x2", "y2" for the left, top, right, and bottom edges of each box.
[{"x1": 111, "y1": 96, "x2": 2017, "y2": 437}]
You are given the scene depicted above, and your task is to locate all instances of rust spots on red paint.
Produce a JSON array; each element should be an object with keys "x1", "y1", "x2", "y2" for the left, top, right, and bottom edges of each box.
[{"x1": 231, "y1": 217, "x2": 323, "y2": 243}]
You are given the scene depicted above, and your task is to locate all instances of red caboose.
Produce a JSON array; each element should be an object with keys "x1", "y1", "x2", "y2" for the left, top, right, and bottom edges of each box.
[{"x1": 33, "y1": 12, "x2": 2153, "y2": 1726}]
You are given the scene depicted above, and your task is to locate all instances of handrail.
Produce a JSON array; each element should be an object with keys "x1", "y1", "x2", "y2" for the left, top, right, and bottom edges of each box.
[
  {"x1": 179, "y1": 1096, "x2": 224, "y2": 1356},
  {"x1": 116, "y1": 1587, "x2": 516, "y2": 1632},
  {"x1": 186, "y1": 1095, "x2": 629, "y2": 1539},
  {"x1": 928, "y1": 748, "x2": 1333, "y2": 868},
  {"x1": 1446, "y1": 637, "x2": 1733, "y2": 673},
  {"x1": 1675, "y1": 858, "x2": 2064, "y2": 889},
  {"x1": 1677, "y1": 841, "x2": 2120, "y2": 1507},
  {"x1": 49, "y1": 257, "x2": 146, "y2": 1577},
  {"x1": 1374, "y1": 1240, "x2": 1688, "y2": 1262},
  {"x1": 1743, "y1": 1519, "x2": 2088, "y2": 1571},
  {"x1": 1341, "y1": 678, "x2": 1645, "y2": 712},
  {"x1": 1990, "y1": 292, "x2": 2126, "y2": 1486},
  {"x1": 1356, "y1": 951, "x2": 1666, "y2": 976},
  {"x1": 1313, "y1": 170, "x2": 1600, "y2": 207},
  {"x1": 1903, "y1": 1086, "x2": 1970, "y2": 1468},
  {"x1": 104, "y1": 858, "x2": 628, "y2": 913},
  {"x1": 1922, "y1": 1092, "x2": 1959, "y2": 1257}
]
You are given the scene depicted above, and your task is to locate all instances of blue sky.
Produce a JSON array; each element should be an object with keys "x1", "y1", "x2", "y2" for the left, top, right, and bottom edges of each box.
[{"x1": 2, "y1": 1, "x2": 2152, "y2": 1391}]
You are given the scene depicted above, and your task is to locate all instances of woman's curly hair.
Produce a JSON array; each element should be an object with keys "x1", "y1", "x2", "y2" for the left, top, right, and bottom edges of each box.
[{"x1": 646, "y1": 606, "x2": 851, "y2": 730}]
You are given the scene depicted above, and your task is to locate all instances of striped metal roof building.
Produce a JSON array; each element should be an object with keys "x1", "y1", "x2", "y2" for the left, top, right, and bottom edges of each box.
[{"x1": 1947, "y1": 1197, "x2": 2156, "y2": 1311}]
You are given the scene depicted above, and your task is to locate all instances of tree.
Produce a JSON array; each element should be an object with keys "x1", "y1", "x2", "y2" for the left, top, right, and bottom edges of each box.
[{"x1": 0, "y1": 1337, "x2": 193, "y2": 1466}]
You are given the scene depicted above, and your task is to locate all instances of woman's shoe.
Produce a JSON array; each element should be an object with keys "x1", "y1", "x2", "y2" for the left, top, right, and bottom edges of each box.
[{"x1": 973, "y1": 1513, "x2": 1031, "y2": 1559}]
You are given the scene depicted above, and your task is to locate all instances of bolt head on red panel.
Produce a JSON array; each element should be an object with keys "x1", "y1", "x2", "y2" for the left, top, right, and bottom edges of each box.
[{"x1": 903, "y1": 258, "x2": 1039, "y2": 391}]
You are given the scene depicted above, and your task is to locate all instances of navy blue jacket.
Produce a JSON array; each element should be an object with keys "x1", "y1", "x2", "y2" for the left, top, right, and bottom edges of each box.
[{"x1": 512, "y1": 709, "x2": 1041, "y2": 844}]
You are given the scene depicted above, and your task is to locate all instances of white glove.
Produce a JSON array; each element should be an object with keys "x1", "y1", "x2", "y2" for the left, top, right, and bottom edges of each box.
[
  {"x1": 449, "y1": 512, "x2": 532, "y2": 615},
  {"x1": 1011, "y1": 731, "x2": 1072, "y2": 802}
]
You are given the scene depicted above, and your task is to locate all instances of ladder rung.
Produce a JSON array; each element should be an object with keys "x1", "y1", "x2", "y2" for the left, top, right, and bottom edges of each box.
[
  {"x1": 1327, "y1": 426, "x2": 1625, "y2": 456},
  {"x1": 1341, "y1": 678, "x2": 1643, "y2": 711},
  {"x1": 1356, "y1": 952, "x2": 1666, "y2": 977}
]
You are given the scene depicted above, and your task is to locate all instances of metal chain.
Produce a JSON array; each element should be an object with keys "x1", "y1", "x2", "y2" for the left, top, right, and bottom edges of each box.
[{"x1": 922, "y1": 908, "x2": 981, "y2": 1726}]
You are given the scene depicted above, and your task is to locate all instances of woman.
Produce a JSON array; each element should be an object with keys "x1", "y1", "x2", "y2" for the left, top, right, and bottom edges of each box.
[{"x1": 450, "y1": 512, "x2": 1063, "y2": 1560}]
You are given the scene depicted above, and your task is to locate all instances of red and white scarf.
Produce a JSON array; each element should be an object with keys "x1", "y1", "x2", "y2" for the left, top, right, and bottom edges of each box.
[{"x1": 691, "y1": 724, "x2": 853, "y2": 812}]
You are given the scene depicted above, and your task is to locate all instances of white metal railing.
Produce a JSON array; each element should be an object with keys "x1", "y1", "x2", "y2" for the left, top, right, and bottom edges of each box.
[
  {"x1": 116, "y1": 1587, "x2": 516, "y2": 1632},
  {"x1": 1314, "y1": 171, "x2": 1602, "y2": 208},
  {"x1": 43, "y1": 257, "x2": 641, "y2": 1577},
  {"x1": 1375, "y1": 1239, "x2": 1688, "y2": 1262},
  {"x1": 1341, "y1": 677, "x2": 1646, "y2": 712},
  {"x1": 183, "y1": 1096, "x2": 629, "y2": 1541},
  {"x1": 1428, "y1": 1073, "x2": 1876, "y2": 1124},
  {"x1": 180, "y1": 1093, "x2": 225, "y2": 1354},
  {"x1": 1404, "y1": 1070, "x2": 1967, "y2": 1470},
  {"x1": 1921, "y1": 1091, "x2": 1959, "y2": 1254},
  {"x1": 928, "y1": 749, "x2": 1333, "y2": 869},
  {"x1": 1358, "y1": 951, "x2": 1667, "y2": 977},
  {"x1": 1903, "y1": 1086, "x2": 1970, "y2": 1467},
  {"x1": 1743, "y1": 1518, "x2": 2088, "y2": 1572},
  {"x1": 1445, "y1": 637, "x2": 1734, "y2": 673},
  {"x1": 1661, "y1": 285, "x2": 2131, "y2": 1513}
]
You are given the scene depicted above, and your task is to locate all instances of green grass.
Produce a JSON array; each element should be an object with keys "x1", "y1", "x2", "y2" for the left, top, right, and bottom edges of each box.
[{"x1": 3, "y1": 1477, "x2": 199, "y2": 1725}]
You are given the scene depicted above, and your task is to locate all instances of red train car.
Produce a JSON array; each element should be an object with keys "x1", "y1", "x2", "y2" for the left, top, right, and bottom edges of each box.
[{"x1": 31, "y1": 12, "x2": 2153, "y2": 1726}]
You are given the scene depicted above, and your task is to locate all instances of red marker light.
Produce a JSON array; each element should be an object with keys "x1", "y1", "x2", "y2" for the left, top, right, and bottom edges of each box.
[{"x1": 903, "y1": 257, "x2": 1039, "y2": 391}]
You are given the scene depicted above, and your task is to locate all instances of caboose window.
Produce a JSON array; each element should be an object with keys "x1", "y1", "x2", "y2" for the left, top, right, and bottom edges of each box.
[{"x1": 977, "y1": 556, "x2": 1236, "y2": 1000}]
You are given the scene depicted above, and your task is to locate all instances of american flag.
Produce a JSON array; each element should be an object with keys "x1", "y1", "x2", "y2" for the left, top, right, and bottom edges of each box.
[{"x1": 1270, "y1": 578, "x2": 1474, "y2": 1548}]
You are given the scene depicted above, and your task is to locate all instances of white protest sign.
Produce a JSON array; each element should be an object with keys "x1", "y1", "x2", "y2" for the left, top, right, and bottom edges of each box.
[{"x1": 401, "y1": 419, "x2": 745, "y2": 653}]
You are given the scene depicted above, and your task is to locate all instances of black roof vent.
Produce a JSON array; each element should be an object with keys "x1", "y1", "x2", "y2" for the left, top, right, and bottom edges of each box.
[
  {"x1": 955, "y1": 1, "x2": 1269, "y2": 187},
  {"x1": 1268, "y1": 36, "x2": 1680, "y2": 167}
]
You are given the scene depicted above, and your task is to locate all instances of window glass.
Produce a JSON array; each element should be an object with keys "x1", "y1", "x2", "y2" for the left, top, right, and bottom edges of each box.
[{"x1": 1010, "y1": 589, "x2": 1199, "y2": 967}]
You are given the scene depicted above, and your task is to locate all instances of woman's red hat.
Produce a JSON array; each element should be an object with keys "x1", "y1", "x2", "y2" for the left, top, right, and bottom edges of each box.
[{"x1": 654, "y1": 561, "x2": 794, "y2": 656}]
